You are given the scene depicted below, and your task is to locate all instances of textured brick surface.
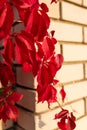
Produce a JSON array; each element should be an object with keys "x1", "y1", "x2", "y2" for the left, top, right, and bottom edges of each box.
[
  {"x1": 84, "y1": 27, "x2": 87, "y2": 43},
  {"x1": 63, "y1": 44, "x2": 87, "y2": 61},
  {"x1": 16, "y1": 67, "x2": 36, "y2": 88},
  {"x1": 76, "y1": 116, "x2": 87, "y2": 130},
  {"x1": 83, "y1": 0, "x2": 87, "y2": 6},
  {"x1": 56, "y1": 64, "x2": 84, "y2": 83},
  {"x1": 62, "y1": 2, "x2": 87, "y2": 24},
  {"x1": 50, "y1": 21, "x2": 82, "y2": 42},
  {"x1": 17, "y1": 108, "x2": 35, "y2": 130},
  {"x1": 85, "y1": 63, "x2": 87, "y2": 78},
  {"x1": 64, "y1": 81, "x2": 87, "y2": 102},
  {"x1": 65, "y1": 0, "x2": 82, "y2": 4},
  {"x1": 17, "y1": 87, "x2": 36, "y2": 111},
  {"x1": 14, "y1": 0, "x2": 87, "y2": 130}
]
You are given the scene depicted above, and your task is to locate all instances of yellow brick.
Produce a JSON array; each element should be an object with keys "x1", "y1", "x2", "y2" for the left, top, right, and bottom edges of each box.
[
  {"x1": 36, "y1": 80, "x2": 87, "y2": 113},
  {"x1": 35, "y1": 100, "x2": 84, "y2": 130},
  {"x1": 84, "y1": 27, "x2": 87, "y2": 43},
  {"x1": 17, "y1": 88, "x2": 57, "y2": 113},
  {"x1": 83, "y1": 0, "x2": 87, "y2": 6},
  {"x1": 56, "y1": 64, "x2": 83, "y2": 83},
  {"x1": 55, "y1": 42, "x2": 61, "y2": 54},
  {"x1": 64, "y1": 81, "x2": 87, "y2": 102},
  {"x1": 63, "y1": 44, "x2": 87, "y2": 61},
  {"x1": 0, "y1": 121, "x2": 3, "y2": 130},
  {"x1": 35, "y1": 108, "x2": 61, "y2": 130},
  {"x1": 40, "y1": 0, "x2": 60, "y2": 19},
  {"x1": 64, "y1": 100, "x2": 84, "y2": 119},
  {"x1": 62, "y1": 1, "x2": 87, "y2": 24},
  {"x1": 50, "y1": 21, "x2": 82, "y2": 42},
  {"x1": 76, "y1": 116, "x2": 87, "y2": 130}
]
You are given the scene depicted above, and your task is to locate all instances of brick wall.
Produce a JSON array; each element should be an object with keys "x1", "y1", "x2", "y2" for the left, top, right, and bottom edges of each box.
[
  {"x1": 15, "y1": 0, "x2": 87, "y2": 130},
  {"x1": 1, "y1": 0, "x2": 87, "y2": 130}
]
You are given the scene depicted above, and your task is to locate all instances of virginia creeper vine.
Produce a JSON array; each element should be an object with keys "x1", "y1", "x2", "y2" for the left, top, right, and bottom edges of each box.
[{"x1": 0, "y1": 0, "x2": 76, "y2": 129}]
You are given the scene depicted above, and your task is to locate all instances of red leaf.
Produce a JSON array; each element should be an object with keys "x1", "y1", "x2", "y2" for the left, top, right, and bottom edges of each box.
[
  {"x1": 54, "y1": 54, "x2": 64, "y2": 70},
  {"x1": 12, "y1": 0, "x2": 30, "y2": 22},
  {"x1": 0, "y1": 6, "x2": 7, "y2": 27},
  {"x1": 68, "y1": 117, "x2": 76, "y2": 130},
  {"x1": 26, "y1": 8, "x2": 40, "y2": 37},
  {"x1": 3, "y1": 36, "x2": 15, "y2": 66},
  {"x1": 51, "y1": 0, "x2": 58, "y2": 4},
  {"x1": 60, "y1": 87, "x2": 66, "y2": 101},
  {"x1": 42, "y1": 36, "x2": 55, "y2": 59},
  {"x1": 23, "y1": 0, "x2": 39, "y2": 6},
  {"x1": 26, "y1": 6, "x2": 50, "y2": 41},
  {"x1": 8, "y1": 92, "x2": 23, "y2": 103},
  {"x1": 0, "y1": 4, "x2": 14, "y2": 40},
  {"x1": 40, "y1": 3, "x2": 49, "y2": 12},
  {"x1": 0, "y1": 63, "x2": 15, "y2": 87},
  {"x1": 23, "y1": 62, "x2": 32, "y2": 73},
  {"x1": 37, "y1": 63, "x2": 53, "y2": 87},
  {"x1": 58, "y1": 117, "x2": 68, "y2": 130},
  {"x1": 55, "y1": 109, "x2": 68, "y2": 119},
  {"x1": 5, "y1": 103, "x2": 18, "y2": 121},
  {"x1": 15, "y1": 31, "x2": 35, "y2": 67},
  {"x1": 37, "y1": 84, "x2": 57, "y2": 105},
  {"x1": 0, "y1": 0, "x2": 7, "y2": 9}
]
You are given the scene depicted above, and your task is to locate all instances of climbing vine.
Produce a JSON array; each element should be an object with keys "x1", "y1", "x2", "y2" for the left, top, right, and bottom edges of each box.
[{"x1": 0, "y1": 0, "x2": 76, "y2": 129}]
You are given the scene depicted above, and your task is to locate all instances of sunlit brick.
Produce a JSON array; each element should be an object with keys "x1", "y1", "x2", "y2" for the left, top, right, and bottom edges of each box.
[
  {"x1": 62, "y1": 1, "x2": 87, "y2": 24},
  {"x1": 76, "y1": 116, "x2": 87, "y2": 130},
  {"x1": 56, "y1": 64, "x2": 83, "y2": 83},
  {"x1": 83, "y1": 0, "x2": 87, "y2": 6},
  {"x1": 84, "y1": 27, "x2": 87, "y2": 43},
  {"x1": 64, "y1": 81, "x2": 87, "y2": 102},
  {"x1": 50, "y1": 21, "x2": 82, "y2": 42},
  {"x1": 63, "y1": 44, "x2": 87, "y2": 61},
  {"x1": 66, "y1": 0, "x2": 82, "y2": 4}
]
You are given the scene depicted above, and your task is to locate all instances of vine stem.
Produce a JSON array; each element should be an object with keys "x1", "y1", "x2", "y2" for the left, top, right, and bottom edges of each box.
[{"x1": 57, "y1": 100, "x2": 63, "y2": 110}]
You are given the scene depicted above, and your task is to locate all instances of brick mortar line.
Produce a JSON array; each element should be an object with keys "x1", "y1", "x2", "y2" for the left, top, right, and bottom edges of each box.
[
  {"x1": 35, "y1": 96, "x2": 87, "y2": 115},
  {"x1": 63, "y1": 0, "x2": 87, "y2": 9},
  {"x1": 16, "y1": 83, "x2": 36, "y2": 91},
  {"x1": 77, "y1": 114, "x2": 87, "y2": 120},
  {"x1": 83, "y1": 63, "x2": 86, "y2": 79},
  {"x1": 41, "y1": 97, "x2": 85, "y2": 114},
  {"x1": 59, "y1": 0, "x2": 62, "y2": 20},
  {"x1": 53, "y1": 113, "x2": 87, "y2": 130},
  {"x1": 51, "y1": 18, "x2": 87, "y2": 27},
  {"x1": 64, "y1": 61, "x2": 87, "y2": 65},
  {"x1": 16, "y1": 79, "x2": 87, "y2": 92},
  {"x1": 16, "y1": 104, "x2": 35, "y2": 114},
  {"x1": 15, "y1": 123, "x2": 25, "y2": 130},
  {"x1": 63, "y1": 78, "x2": 87, "y2": 86},
  {"x1": 58, "y1": 40, "x2": 87, "y2": 45},
  {"x1": 17, "y1": 95, "x2": 87, "y2": 115},
  {"x1": 82, "y1": 26, "x2": 85, "y2": 43},
  {"x1": 83, "y1": 97, "x2": 86, "y2": 115}
]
